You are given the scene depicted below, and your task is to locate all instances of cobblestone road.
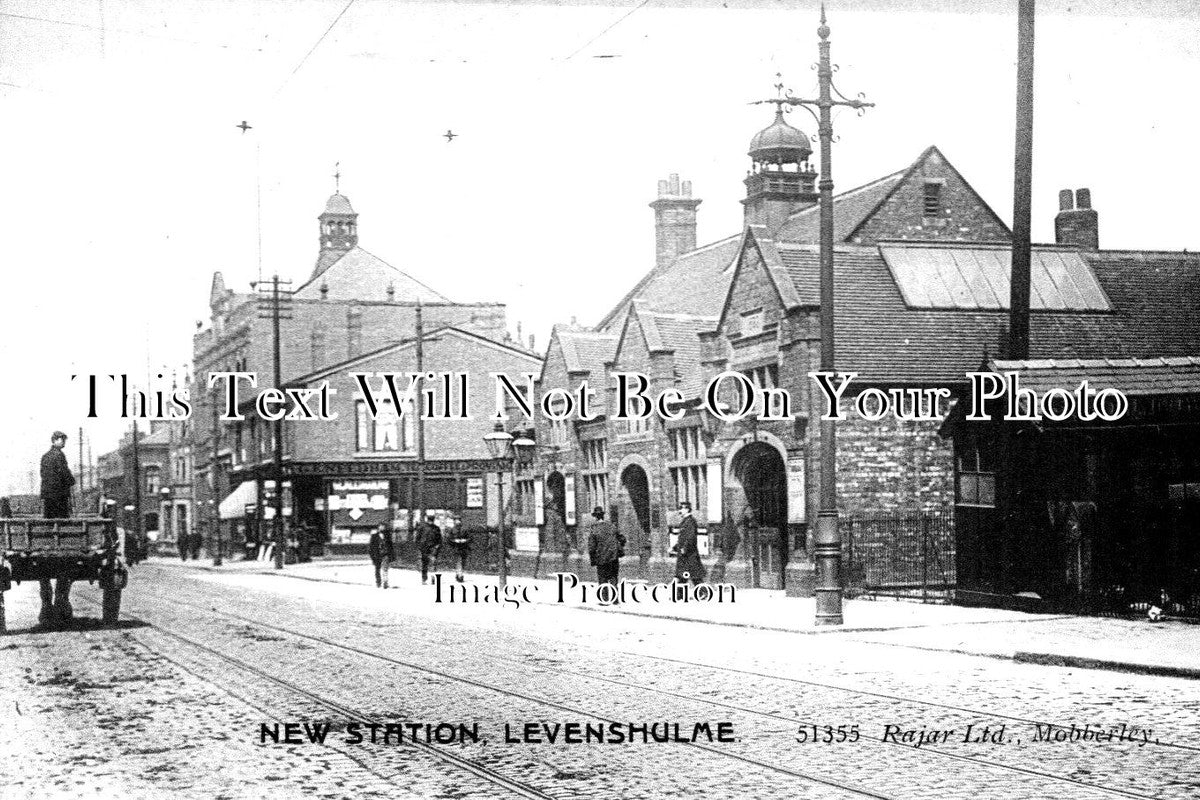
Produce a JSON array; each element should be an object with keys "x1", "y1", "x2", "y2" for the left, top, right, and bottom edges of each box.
[{"x1": 2, "y1": 563, "x2": 1196, "y2": 799}]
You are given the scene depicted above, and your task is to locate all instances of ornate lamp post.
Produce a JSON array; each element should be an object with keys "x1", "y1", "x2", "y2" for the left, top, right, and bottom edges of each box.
[
  {"x1": 754, "y1": 6, "x2": 874, "y2": 626},
  {"x1": 483, "y1": 426, "x2": 535, "y2": 587}
]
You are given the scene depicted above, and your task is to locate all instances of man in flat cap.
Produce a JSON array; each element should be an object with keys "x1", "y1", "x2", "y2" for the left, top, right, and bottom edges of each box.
[{"x1": 39, "y1": 430, "x2": 76, "y2": 624}]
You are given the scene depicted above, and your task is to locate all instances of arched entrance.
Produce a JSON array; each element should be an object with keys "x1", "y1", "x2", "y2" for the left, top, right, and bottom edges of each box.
[
  {"x1": 732, "y1": 441, "x2": 788, "y2": 587},
  {"x1": 620, "y1": 464, "x2": 651, "y2": 557},
  {"x1": 545, "y1": 471, "x2": 568, "y2": 552}
]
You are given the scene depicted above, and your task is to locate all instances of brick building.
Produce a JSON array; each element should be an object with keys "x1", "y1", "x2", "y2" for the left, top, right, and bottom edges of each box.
[
  {"x1": 513, "y1": 106, "x2": 1200, "y2": 597},
  {"x1": 189, "y1": 190, "x2": 520, "y2": 557}
]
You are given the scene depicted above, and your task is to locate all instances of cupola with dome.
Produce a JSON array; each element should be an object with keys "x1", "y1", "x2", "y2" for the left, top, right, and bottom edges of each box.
[
  {"x1": 742, "y1": 103, "x2": 818, "y2": 235},
  {"x1": 313, "y1": 191, "x2": 359, "y2": 278}
]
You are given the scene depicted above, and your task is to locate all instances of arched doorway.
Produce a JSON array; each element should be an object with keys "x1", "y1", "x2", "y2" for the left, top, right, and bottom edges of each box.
[
  {"x1": 732, "y1": 441, "x2": 788, "y2": 587},
  {"x1": 620, "y1": 464, "x2": 651, "y2": 557},
  {"x1": 545, "y1": 471, "x2": 567, "y2": 552}
]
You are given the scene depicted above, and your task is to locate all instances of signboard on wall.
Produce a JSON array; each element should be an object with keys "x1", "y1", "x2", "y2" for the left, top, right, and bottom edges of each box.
[
  {"x1": 787, "y1": 457, "x2": 806, "y2": 523},
  {"x1": 564, "y1": 475, "x2": 576, "y2": 526},
  {"x1": 706, "y1": 460, "x2": 723, "y2": 523},
  {"x1": 514, "y1": 526, "x2": 540, "y2": 552},
  {"x1": 466, "y1": 477, "x2": 484, "y2": 508}
]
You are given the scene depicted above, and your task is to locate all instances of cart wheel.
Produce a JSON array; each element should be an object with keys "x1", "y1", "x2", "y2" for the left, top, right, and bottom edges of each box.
[{"x1": 102, "y1": 588, "x2": 121, "y2": 625}]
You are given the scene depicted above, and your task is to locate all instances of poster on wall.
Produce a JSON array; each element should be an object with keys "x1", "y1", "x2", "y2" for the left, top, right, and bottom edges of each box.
[
  {"x1": 465, "y1": 476, "x2": 484, "y2": 508},
  {"x1": 564, "y1": 474, "x2": 576, "y2": 526},
  {"x1": 706, "y1": 460, "x2": 723, "y2": 523},
  {"x1": 533, "y1": 477, "x2": 544, "y2": 526},
  {"x1": 787, "y1": 457, "x2": 806, "y2": 523}
]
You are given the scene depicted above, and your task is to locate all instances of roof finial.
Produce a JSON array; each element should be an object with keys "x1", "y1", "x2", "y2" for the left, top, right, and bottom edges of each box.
[
  {"x1": 818, "y1": 4, "x2": 830, "y2": 39},
  {"x1": 333, "y1": 161, "x2": 341, "y2": 194}
]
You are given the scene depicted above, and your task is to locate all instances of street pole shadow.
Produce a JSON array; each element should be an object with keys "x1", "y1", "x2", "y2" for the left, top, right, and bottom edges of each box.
[{"x1": 4, "y1": 618, "x2": 149, "y2": 637}]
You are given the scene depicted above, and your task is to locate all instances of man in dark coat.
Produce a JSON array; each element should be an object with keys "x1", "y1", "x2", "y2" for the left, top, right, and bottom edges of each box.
[
  {"x1": 671, "y1": 501, "x2": 706, "y2": 585},
  {"x1": 447, "y1": 515, "x2": 471, "y2": 583},
  {"x1": 415, "y1": 512, "x2": 442, "y2": 585},
  {"x1": 368, "y1": 525, "x2": 395, "y2": 588},
  {"x1": 587, "y1": 506, "x2": 624, "y2": 591},
  {"x1": 38, "y1": 431, "x2": 76, "y2": 625}
]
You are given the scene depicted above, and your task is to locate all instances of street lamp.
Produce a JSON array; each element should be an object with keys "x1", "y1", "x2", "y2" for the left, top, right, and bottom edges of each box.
[
  {"x1": 753, "y1": 7, "x2": 874, "y2": 626},
  {"x1": 483, "y1": 426, "x2": 535, "y2": 588}
]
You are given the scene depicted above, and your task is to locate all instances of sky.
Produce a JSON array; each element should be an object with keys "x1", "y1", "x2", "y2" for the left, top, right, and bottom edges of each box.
[{"x1": 1, "y1": 0, "x2": 1198, "y2": 494}]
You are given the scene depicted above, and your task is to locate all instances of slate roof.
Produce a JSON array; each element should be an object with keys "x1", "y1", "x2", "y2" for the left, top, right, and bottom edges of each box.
[
  {"x1": 622, "y1": 303, "x2": 717, "y2": 400},
  {"x1": 598, "y1": 234, "x2": 741, "y2": 332},
  {"x1": 555, "y1": 327, "x2": 617, "y2": 374},
  {"x1": 294, "y1": 246, "x2": 450, "y2": 303},
  {"x1": 988, "y1": 356, "x2": 1200, "y2": 396},
  {"x1": 775, "y1": 243, "x2": 1200, "y2": 385},
  {"x1": 775, "y1": 169, "x2": 906, "y2": 244}
]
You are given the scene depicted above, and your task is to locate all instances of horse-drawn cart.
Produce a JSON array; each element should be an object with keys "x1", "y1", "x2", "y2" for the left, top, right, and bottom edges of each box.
[{"x1": 0, "y1": 517, "x2": 128, "y2": 633}]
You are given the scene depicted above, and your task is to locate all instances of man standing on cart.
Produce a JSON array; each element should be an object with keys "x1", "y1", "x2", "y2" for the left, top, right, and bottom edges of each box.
[{"x1": 39, "y1": 430, "x2": 75, "y2": 625}]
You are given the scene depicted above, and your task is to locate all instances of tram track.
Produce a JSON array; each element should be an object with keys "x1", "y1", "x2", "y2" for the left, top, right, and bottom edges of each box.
[
  {"x1": 86, "y1": 578, "x2": 1190, "y2": 799},
  {"x1": 78, "y1": 585, "x2": 894, "y2": 799}
]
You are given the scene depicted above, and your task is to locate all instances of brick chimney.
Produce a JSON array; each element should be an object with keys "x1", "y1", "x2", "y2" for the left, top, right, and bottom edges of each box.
[
  {"x1": 1054, "y1": 188, "x2": 1099, "y2": 249},
  {"x1": 649, "y1": 174, "x2": 701, "y2": 270}
]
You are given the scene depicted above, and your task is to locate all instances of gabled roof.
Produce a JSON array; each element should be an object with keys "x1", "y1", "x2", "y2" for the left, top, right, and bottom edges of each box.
[
  {"x1": 289, "y1": 325, "x2": 541, "y2": 386},
  {"x1": 615, "y1": 302, "x2": 717, "y2": 400},
  {"x1": 774, "y1": 168, "x2": 906, "y2": 243},
  {"x1": 554, "y1": 327, "x2": 617, "y2": 374},
  {"x1": 597, "y1": 234, "x2": 741, "y2": 331},
  {"x1": 294, "y1": 246, "x2": 450, "y2": 303},
  {"x1": 776, "y1": 146, "x2": 1012, "y2": 245}
]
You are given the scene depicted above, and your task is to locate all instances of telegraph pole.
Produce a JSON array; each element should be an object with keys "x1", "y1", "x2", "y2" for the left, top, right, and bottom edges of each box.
[
  {"x1": 415, "y1": 301, "x2": 426, "y2": 522},
  {"x1": 1008, "y1": 0, "x2": 1035, "y2": 361},
  {"x1": 256, "y1": 275, "x2": 292, "y2": 569},
  {"x1": 754, "y1": 5, "x2": 873, "y2": 626}
]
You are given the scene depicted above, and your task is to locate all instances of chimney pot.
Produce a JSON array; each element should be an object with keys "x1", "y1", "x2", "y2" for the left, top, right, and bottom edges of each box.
[
  {"x1": 657, "y1": 179, "x2": 669, "y2": 196},
  {"x1": 529, "y1": 334, "x2": 536, "y2": 351},
  {"x1": 1075, "y1": 188, "x2": 1092, "y2": 209},
  {"x1": 682, "y1": 180, "x2": 692, "y2": 198},
  {"x1": 669, "y1": 173, "x2": 680, "y2": 195},
  {"x1": 1058, "y1": 189, "x2": 1074, "y2": 211}
]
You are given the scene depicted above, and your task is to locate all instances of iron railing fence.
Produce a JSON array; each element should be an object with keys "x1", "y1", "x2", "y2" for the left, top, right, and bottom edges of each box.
[{"x1": 843, "y1": 510, "x2": 955, "y2": 602}]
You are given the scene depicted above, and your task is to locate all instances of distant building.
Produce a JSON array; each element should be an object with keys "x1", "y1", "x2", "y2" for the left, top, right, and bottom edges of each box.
[{"x1": 189, "y1": 189, "x2": 528, "y2": 557}]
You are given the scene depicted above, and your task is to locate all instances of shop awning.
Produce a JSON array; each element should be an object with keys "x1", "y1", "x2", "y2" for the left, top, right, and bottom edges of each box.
[{"x1": 219, "y1": 481, "x2": 258, "y2": 520}]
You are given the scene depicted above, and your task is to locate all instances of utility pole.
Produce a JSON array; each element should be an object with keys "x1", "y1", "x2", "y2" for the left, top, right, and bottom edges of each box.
[
  {"x1": 415, "y1": 300, "x2": 426, "y2": 523},
  {"x1": 211, "y1": 399, "x2": 223, "y2": 566},
  {"x1": 77, "y1": 426, "x2": 85, "y2": 513},
  {"x1": 754, "y1": 5, "x2": 873, "y2": 626},
  {"x1": 132, "y1": 419, "x2": 143, "y2": 550},
  {"x1": 256, "y1": 275, "x2": 292, "y2": 569},
  {"x1": 1008, "y1": 0, "x2": 1035, "y2": 361}
]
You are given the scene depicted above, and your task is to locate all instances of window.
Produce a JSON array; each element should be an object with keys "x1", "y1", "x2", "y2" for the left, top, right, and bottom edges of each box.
[
  {"x1": 145, "y1": 466, "x2": 161, "y2": 495},
  {"x1": 923, "y1": 182, "x2": 943, "y2": 217},
  {"x1": 624, "y1": 416, "x2": 651, "y2": 436},
  {"x1": 234, "y1": 422, "x2": 245, "y2": 465},
  {"x1": 581, "y1": 438, "x2": 609, "y2": 512},
  {"x1": 957, "y1": 442, "x2": 995, "y2": 507},
  {"x1": 547, "y1": 394, "x2": 570, "y2": 446},
  {"x1": 740, "y1": 364, "x2": 784, "y2": 416},
  {"x1": 667, "y1": 426, "x2": 707, "y2": 514},
  {"x1": 355, "y1": 399, "x2": 416, "y2": 453}
]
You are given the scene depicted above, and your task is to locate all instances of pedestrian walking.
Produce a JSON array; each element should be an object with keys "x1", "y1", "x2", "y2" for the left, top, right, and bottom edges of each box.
[
  {"x1": 367, "y1": 524, "x2": 394, "y2": 588},
  {"x1": 586, "y1": 506, "x2": 624, "y2": 592},
  {"x1": 38, "y1": 430, "x2": 76, "y2": 625},
  {"x1": 447, "y1": 515, "x2": 471, "y2": 582},
  {"x1": 416, "y1": 512, "x2": 442, "y2": 584},
  {"x1": 671, "y1": 501, "x2": 706, "y2": 585}
]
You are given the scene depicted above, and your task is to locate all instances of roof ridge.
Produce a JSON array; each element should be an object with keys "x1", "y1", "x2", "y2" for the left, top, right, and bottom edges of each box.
[{"x1": 353, "y1": 245, "x2": 451, "y2": 302}]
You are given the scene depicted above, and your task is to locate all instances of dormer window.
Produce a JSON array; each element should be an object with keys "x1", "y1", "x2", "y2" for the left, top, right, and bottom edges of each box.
[{"x1": 923, "y1": 182, "x2": 943, "y2": 217}]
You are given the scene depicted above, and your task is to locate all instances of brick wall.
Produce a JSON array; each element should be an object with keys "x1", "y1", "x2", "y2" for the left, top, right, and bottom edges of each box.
[{"x1": 851, "y1": 149, "x2": 1010, "y2": 245}]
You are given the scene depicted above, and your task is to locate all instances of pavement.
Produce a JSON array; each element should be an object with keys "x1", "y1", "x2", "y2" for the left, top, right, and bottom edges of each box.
[{"x1": 150, "y1": 555, "x2": 1200, "y2": 680}]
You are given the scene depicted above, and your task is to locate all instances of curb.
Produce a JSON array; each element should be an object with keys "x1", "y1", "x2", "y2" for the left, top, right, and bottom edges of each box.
[{"x1": 1013, "y1": 651, "x2": 1200, "y2": 681}]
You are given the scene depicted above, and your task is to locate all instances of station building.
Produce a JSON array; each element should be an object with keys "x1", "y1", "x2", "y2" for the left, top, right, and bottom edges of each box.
[{"x1": 512, "y1": 107, "x2": 1200, "y2": 604}]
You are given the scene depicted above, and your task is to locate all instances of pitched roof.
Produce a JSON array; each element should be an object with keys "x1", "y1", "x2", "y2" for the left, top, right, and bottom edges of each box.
[
  {"x1": 619, "y1": 303, "x2": 717, "y2": 400},
  {"x1": 775, "y1": 243, "x2": 1200, "y2": 384},
  {"x1": 988, "y1": 356, "x2": 1200, "y2": 396},
  {"x1": 555, "y1": 327, "x2": 617, "y2": 374},
  {"x1": 774, "y1": 169, "x2": 906, "y2": 244},
  {"x1": 597, "y1": 234, "x2": 741, "y2": 331},
  {"x1": 294, "y1": 246, "x2": 450, "y2": 303}
]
